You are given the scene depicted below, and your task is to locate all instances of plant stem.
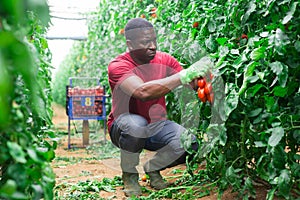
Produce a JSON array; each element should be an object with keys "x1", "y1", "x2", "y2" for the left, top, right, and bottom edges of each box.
[
  {"x1": 231, "y1": 155, "x2": 244, "y2": 166},
  {"x1": 165, "y1": 174, "x2": 184, "y2": 180},
  {"x1": 240, "y1": 117, "x2": 248, "y2": 169}
]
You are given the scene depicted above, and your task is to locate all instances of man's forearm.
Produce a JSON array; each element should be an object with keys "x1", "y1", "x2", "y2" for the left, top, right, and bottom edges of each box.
[{"x1": 132, "y1": 73, "x2": 182, "y2": 101}]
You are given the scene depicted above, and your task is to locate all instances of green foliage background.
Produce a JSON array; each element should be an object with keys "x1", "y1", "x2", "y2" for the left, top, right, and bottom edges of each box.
[
  {"x1": 0, "y1": 0, "x2": 56, "y2": 199},
  {"x1": 52, "y1": 0, "x2": 300, "y2": 199}
]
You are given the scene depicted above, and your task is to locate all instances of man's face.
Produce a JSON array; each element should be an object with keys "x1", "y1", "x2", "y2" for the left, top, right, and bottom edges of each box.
[{"x1": 126, "y1": 28, "x2": 157, "y2": 64}]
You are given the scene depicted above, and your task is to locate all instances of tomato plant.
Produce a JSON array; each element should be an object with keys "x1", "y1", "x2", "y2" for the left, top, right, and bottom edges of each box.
[
  {"x1": 186, "y1": 0, "x2": 300, "y2": 199},
  {"x1": 0, "y1": 0, "x2": 56, "y2": 199},
  {"x1": 55, "y1": 177, "x2": 123, "y2": 199},
  {"x1": 52, "y1": 0, "x2": 300, "y2": 199}
]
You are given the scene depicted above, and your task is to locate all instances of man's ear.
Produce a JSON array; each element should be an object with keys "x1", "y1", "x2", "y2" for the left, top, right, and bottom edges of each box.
[{"x1": 126, "y1": 40, "x2": 133, "y2": 51}]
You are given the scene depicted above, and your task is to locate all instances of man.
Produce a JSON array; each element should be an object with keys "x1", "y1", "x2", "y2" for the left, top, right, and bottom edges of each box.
[{"x1": 107, "y1": 18, "x2": 212, "y2": 197}]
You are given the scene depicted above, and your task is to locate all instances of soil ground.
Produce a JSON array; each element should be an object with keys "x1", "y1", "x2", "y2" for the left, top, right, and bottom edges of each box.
[{"x1": 51, "y1": 103, "x2": 283, "y2": 200}]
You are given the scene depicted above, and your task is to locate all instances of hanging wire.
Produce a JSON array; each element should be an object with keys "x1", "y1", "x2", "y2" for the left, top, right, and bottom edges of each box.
[{"x1": 50, "y1": 15, "x2": 87, "y2": 20}]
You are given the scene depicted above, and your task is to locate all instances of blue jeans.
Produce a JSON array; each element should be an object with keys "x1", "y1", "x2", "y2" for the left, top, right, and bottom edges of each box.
[{"x1": 109, "y1": 113, "x2": 197, "y2": 173}]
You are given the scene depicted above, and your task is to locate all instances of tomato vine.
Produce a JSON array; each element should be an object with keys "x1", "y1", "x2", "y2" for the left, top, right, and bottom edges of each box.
[
  {"x1": 0, "y1": 1, "x2": 56, "y2": 199},
  {"x1": 52, "y1": 0, "x2": 299, "y2": 199}
]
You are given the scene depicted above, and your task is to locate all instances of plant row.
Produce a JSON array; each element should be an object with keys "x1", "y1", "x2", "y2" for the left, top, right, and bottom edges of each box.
[
  {"x1": 0, "y1": 0, "x2": 57, "y2": 199},
  {"x1": 52, "y1": 0, "x2": 299, "y2": 199}
]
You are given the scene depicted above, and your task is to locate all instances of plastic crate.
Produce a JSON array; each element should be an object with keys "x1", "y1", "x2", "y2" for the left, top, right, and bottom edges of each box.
[{"x1": 66, "y1": 77, "x2": 108, "y2": 148}]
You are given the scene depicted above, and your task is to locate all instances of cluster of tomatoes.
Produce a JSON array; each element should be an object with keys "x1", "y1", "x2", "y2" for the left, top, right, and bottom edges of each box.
[
  {"x1": 197, "y1": 74, "x2": 214, "y2": 104},
  {"x1": 71, "y1": 101, "x2": 103, "y2": 116},
  {"x1": 68, "y1": 86, "x2": 104, "y2": 116},
  {"x1": 68, "y1": 86, "x2": 104, "y2": 96}
]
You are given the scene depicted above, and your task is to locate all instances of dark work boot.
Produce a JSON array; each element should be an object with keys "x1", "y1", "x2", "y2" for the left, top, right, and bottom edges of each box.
[
  {"x1": 122, "y1": 172, "x2": 142, "y2": 197},
  {"x1": 147, "y1": 171, "x2": 169, "y2": 190}
]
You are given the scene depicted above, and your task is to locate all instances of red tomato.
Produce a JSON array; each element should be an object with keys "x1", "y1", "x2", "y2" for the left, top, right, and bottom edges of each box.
[
  {"x1": 204, "y1": 83, "x2": 212, "y2": 95},
  {"x1": 207, "y1": 92, "x2": 214, "y2": 104},
  {"x1": 141, "y1": 175, "x2": 147, "y2": 182},
  {"x1": 193, "y1": 22, "x2": 199, "y2": 28},
  {"x1": 241, "y1": 33, "x2": 248, "y2": 39},
  {"x1": 151, "y1": 7, "x2": 157, "y2": 12},
  {"x1": 150, "y1": 7, "x2": 157, "y2": 18},
  {"x1": 197, "y1": 88, "x2": 205, "y2": 99},
  {"x1": 200, "y1": 95, "x2": 207, "y2": 103},
  {"x1": 151, "y1": 13, "x2": 157, "y2": 18},
  {"x1": 119, "y1": 28, "x2": 125, "y2": 35},
  {"x1": 197, "y1": 78, "x2": 206, "y2": 88}
]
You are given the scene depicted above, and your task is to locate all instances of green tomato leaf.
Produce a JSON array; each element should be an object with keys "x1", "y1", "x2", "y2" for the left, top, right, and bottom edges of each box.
[
  {"x1": 219, "y1": 46, "x2": 229, "y2": 57},
  {"x1": 278, "y1": 169, "x2": 291, "y2": 198},
  {"x1": 250, "y1": 46, "x2": 266, "y2": 60},
  {"x1": 0, "y1": 52, "x2": 13, "y2": 128},
  {"x1": 197, "y1": 124, "x2": 225, "y2": 159},
  {"x1": 225, "y1": 83, "x2": 239, "y2": 118},
  {"x1": 206, "y1": 123, "x2": 227, "y2": 146},
  {"x1": 27, "y1": 148, "x2": 43, "y2": 163},
  {"x1": 238, "y1": 61, "x2": 258, "y2": 95},
  {"x1": 33, "y1": 94, "x2": 49, "y2": 122},
  {"x1": 37, "y1": 147, "x2": 55, "y2": 162},
  {"x1": 216, "y1": 38, "x2": 228, "y2": 46},
  {"x1": 260, "y1": 32, "x2": 269, "y2": 38},
  {"x1": 242, "y1": 1, "x2": 256, "y2": 24},
  {"x1": 27, "y1": 0, "x2": 50, "y2": 27},
  {"x1": 180, "y1": 130, "x2": 193, "y2": 154},
  {"x1": 205, "y1": 35, "x2": 217, "y2": 52},
  {"x1": 275, "y1": 28, "x2": 286, "y2": 41},
  {"x1": 248, "y1": 108, "x2": 263, "y2": 117},
  {"x1": 0, "y1": 179, "x2": 17, "y2": 196},
  {"x1": 264, "y1": 96, "x2": 276, "y2": 112},
  {"x1": 266, "y1": 187, "x2": 277, "y2": 200},
  {"x1": 270, "y1": 61, "x2": 283, "y2": 75},
  {"x1": 270, "y1": 61, "x2": 288, "y2": 87},
  {"x1": 254, "y1": 141, "x2": 267, "y2": 147},
  {"x1": 268, "y1": 127, "x2": 284, "y2": 147},
  {"x1": 199, "y1": 18, "x2": 208, "y2": 35},
  {"x1": 247, "y1": 84, "x2": 264, "y2": 97},
  {"x1": 295, "y1": 40, "x2": 300, "y2": 52},
  {"x1": 273, "y1": 86, "x2": 288, "y2": 97},
  {"x1": 232, "y1": 55, "x2": 247, "y2": 71},
  {"x1": 218, "y1": 125, "x2": 227, "y2": 146},
  {"x1": 31, "y1": 184, "x2": 44, "y2": 199},
  {"x1": 269, "y1": 28, "x2": 290, "y2": 56},
  {"x1": 7, "y1": 142, "x2": 27, "y2": 163},
  {"x1": 282, "y1": 2, "x2": 298, "y2": 25},
  {"x1": 208, "y1": 20, "x2": 216, "y2": 33},
  {"x1": 225, "y1": 166, "x2": 240, "y2": 186},
  {"x1": 245, "y1": 62, "x2": 257, "y2": 76},
  {"x1": 182, "y1": 2, "x2": 195, "y2": 18}
]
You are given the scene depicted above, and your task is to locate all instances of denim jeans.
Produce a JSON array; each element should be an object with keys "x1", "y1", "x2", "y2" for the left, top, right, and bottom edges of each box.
[{"x1": 109, "y1": 113, "x2": 197, "y2": 173}]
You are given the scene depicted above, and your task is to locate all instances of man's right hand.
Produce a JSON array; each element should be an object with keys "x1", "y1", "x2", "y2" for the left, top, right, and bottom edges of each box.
[{"x1": 179, "y1": 56, "x2": 213, "y2": 84}]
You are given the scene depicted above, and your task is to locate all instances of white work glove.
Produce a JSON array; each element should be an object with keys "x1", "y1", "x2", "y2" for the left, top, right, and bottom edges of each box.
[{"x1": 179, "y1": 56, "x2": 213, "y2": 84}]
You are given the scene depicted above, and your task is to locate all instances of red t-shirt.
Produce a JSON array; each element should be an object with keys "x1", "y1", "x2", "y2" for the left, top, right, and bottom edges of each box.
[{"x1": 107, "y1": 51, "x2": 182, "y2": 131}]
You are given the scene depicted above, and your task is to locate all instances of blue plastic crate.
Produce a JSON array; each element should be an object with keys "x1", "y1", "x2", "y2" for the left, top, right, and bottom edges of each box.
[{"x1": 66, "y1": 77, "x2": 108, "y2": 148}]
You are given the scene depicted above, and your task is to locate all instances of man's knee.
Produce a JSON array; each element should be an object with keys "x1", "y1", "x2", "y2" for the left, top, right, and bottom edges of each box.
[
  {"x1": 120, "y1": 133, "x2": 147, "y2": 153},
  {"x1": 117, "y1": 114, "x2": 149, "y2": 138}
]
